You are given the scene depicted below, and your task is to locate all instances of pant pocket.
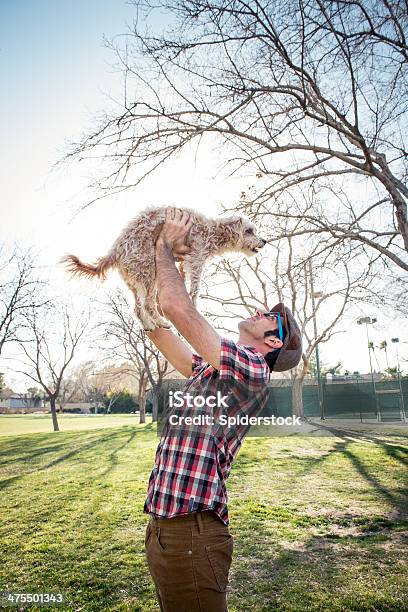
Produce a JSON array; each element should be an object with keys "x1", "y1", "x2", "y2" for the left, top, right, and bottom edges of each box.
[
  {"x1": 144, "y1": 521, "x2": 152, "y2": 548},
  {"x1": 155, "y1": 529, "x2": 195, "y2": 556},
  {"x1": 205, "y1": 534, "x2": 233, "y2": 592}
]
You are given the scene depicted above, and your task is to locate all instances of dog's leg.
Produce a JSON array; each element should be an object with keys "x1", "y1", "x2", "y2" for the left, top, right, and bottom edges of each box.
[
  {"x1": 178, "y1": 261, "x2": 186, "y2": 281},
  {"x1": 183, "y1": 257, "x2": 206, "y2": 305},
  {"x1": 145, "y1": 283, "x2": 171, "y2": 329},
  {"x1": 131, "y1": 284, "x2": 157, "y2": 332}
]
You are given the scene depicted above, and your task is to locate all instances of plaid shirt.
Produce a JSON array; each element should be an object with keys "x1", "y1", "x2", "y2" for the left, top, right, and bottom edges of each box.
[{"x1": 143, "y1": 337, "x2": 270, "y2": 525}]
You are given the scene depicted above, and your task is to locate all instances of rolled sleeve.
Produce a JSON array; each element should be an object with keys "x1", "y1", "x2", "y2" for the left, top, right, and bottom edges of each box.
[{"x1": 192, "y1": 352, "x2": 205, "y2": 376}]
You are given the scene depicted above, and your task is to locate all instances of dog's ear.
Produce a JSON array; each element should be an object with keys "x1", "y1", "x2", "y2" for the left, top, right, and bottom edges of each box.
[
  {"x1": 231, "y1": 216, "x2": 244, "y2": 227},
  {"x1": 219, "y1": 215, "x2": 245, "y2": 234}
]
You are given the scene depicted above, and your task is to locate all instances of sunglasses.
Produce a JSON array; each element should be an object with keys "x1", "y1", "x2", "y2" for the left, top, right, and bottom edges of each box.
[{"x1": 260, "y1": 310, "x2": 286, "y2": 342}]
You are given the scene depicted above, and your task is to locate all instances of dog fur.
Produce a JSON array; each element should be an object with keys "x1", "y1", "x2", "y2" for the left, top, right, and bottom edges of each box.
[{"x1": 61, "y1": 206, "x2": 266, "y2": 331}]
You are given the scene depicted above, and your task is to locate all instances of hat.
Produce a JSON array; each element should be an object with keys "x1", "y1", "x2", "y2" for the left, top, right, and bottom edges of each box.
[{"x1": 268, "y1": 302, "x2": 302, "y2": 372}]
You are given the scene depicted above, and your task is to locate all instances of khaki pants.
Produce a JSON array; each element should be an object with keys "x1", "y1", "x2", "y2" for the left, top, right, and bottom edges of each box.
[{"x1": 145, "y1": 510, "x2": 233, "y2": 612}]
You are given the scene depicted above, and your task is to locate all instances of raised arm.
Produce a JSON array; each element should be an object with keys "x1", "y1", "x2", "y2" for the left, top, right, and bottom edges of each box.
[
  {"x1": 155, "y1": 208, "x2": 222, "y2": 370},
  {"x1": 146, "y1": 327, "x2": 193, "y2": 378}
]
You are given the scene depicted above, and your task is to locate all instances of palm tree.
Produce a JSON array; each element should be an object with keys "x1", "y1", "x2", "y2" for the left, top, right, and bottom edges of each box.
[{"x1": 379, "y1": 340, "x2": 390, "y2": 371}]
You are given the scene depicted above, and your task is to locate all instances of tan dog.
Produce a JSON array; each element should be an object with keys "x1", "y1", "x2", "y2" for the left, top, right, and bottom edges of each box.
[{"x1": 61, "y1": 206, "x2": 266, "y2": 331}]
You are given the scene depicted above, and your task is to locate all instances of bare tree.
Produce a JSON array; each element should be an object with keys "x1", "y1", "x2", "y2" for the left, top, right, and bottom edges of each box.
[
  {"x1": 56, "y1": 361, "x2": 111, "y2": 412},
  {"x1": 66, "y1": 0, "x2": 407, "y2": 274},
  {"x1": 96, "y1": 289, "x2": 174, "y2": 423},
  {"x1": 74, "y1": 360, "x2": 99, "y2": 401},
  {"x1": 11, "y1": 302, "x2": 90, "y2": 431},
  {"x1": 56, "y1": 377, "x2": 80, "y2": 412},
  {"x1": 82, "y1": 370, "x2": 110, "y2": 415},
  {"x1": 201, "y1": 239, "x2": 371, "y2": 416},
  {"x1": 87, "y1": 368, "x2": 132, "y2": 414},
  {"x1": 105, "y1": 388, "x2": 124, "y2": 414},
  {"x1": 0, "y1": 245, "x2": 47, "y2": 356}
]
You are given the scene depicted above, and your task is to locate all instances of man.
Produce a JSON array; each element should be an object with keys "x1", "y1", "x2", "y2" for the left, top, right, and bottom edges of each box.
[{"x1": 143, "y1": 208, "x2": 302, "y2": 612}]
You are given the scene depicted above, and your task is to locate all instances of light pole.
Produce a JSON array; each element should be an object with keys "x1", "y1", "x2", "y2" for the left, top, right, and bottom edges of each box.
[
  {"x1": 308, "y1": 261, "x2": 324, "y2": 420},
  {"x1": 357, "y1": 316, "x2": 379, "y2": 420},
  {"x1": 391, "y1": 338, "x2": 406, "y2": 421}
]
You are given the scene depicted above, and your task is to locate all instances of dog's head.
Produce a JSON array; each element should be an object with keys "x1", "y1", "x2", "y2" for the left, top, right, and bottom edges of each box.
[{"x1": 219, "y1": 216, "x2": 267, "y2": 255}]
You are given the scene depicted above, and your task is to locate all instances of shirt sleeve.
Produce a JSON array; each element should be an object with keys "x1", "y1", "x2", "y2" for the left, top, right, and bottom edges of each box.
[
  {"x1": 191, "y1": 352, "x2": 205, "y2": 376},
  {"x1": 218, "y1": 337, "x2": 270, "y2": 386}
]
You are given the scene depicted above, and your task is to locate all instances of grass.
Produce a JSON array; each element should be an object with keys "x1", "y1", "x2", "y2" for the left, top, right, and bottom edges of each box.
[
  {"x1": 0, "y1": 414, "x2": 149, "y2": 436},
  {"x1": 0, "y1": 416, "x2": 407, "y2": 611}
]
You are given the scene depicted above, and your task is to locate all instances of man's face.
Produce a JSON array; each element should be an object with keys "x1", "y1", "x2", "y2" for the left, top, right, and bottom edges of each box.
[{"x1": 238, "y1": 309, "x2": 282, "y2": 347}]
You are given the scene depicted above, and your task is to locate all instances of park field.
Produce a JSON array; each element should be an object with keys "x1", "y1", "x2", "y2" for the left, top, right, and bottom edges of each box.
[
  {"x1": 0, "y1": 415, "x2": 407, "y2": 611},
  {"x1": 0, "y1": 414, "x2": 151, "y2": 436}
]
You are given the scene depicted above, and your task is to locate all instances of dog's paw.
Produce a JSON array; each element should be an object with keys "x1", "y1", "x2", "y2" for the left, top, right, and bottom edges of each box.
[
  {"x1": 157, "y1": 322, "x2": 172, "y2": 329},
  {"x1": 142, "y1": 325, "x2": 156, "y2": 332},
  {"x1": 143, "y1": 319, "x2": 171, "y2": 331},
  {"x1": 152, "y1": 314, "x2": 171, "y2": 328}
]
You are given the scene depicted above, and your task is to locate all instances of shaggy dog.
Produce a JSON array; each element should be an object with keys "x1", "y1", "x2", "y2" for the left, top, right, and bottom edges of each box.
[{"x1": 62, "y1": 206, "x2": 266, "y2": 331}]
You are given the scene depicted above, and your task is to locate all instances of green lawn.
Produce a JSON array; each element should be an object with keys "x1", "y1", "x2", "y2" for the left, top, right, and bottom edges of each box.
[
  {"x1": 0, "y1": 414, "x2": 149, "y2": 436},
  {"x1": 0, "y1": 416, "x2": 407, "y2": 611}
]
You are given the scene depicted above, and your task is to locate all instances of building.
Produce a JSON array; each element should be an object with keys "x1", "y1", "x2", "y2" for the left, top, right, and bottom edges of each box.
[{"x1": 0, "y1": 389, "x2": 47, "y2": 414}]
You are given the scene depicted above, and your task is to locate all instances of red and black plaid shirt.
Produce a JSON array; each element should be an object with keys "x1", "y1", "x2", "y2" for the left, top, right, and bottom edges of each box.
[{"x1": 143, "y1": 337, "x2": 270, "y2": 525}]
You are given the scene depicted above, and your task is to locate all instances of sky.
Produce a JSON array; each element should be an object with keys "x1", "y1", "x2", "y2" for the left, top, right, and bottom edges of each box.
[{"x1": 0, "y1": 1, "x2": 406, "y2": 391}]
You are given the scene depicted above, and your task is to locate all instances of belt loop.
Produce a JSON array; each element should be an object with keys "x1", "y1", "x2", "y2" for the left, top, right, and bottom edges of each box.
[{"x1": 196, "y1": 512, "x2": 204, "y2": 534}]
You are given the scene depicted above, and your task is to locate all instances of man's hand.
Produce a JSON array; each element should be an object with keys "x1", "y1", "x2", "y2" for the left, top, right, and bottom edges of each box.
[
  {"x1": 158, "y1": 207, "x2": 193, "y2": 257},
  {"x1": 154, "y1": 212, "x2": 222, "y2": 370}
]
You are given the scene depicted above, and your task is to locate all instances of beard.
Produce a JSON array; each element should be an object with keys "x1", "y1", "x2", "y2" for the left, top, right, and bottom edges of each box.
[
  {"x1": 238, "y1": 318, "x2": 258, "y2": 336},
  {"x1": 238, "y1": 318, "x2": 250, "y2": 330}
]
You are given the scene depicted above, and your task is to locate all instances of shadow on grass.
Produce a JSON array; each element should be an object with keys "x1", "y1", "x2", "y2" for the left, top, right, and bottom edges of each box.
[
  {"x1": 297, "y1": 423, "x2": 408, "y2": 516},
  {"x1": 0, "y1": 425, "x2": 155, "y2": 491},
  {"x1": 98, "y1": 429, "x2": 138, "y2": 479},
  {"x1": 227, "y1": 430, "x2": 408, "y2": 609},
  {"x1": 230, "y1": 520, "x2": 407, "y2": 611},
  {"x1": 230, "y1": 445, "x2": 408, "y2": 610}
]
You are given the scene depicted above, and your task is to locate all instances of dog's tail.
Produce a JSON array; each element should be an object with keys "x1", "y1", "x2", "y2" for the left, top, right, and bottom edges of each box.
[{"x1": 60, "y1": 252, "x2": 116, "y2": 281}]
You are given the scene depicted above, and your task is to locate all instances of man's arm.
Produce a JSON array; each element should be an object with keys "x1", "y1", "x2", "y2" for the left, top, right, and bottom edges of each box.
[
  {"x1": 146, "y1": 327, "x2": 193, "y2": 378},
  {"x1": 155, "y1": 237, "x2": 222, "y2": 370}
]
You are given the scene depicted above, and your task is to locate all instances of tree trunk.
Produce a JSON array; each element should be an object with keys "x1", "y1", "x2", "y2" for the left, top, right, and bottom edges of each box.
[
  {"x1": 292, "y1": 376, "x2": 305, "y2": 419},
  {"x1": 107, "y1": 396, "x2": 115, "y2": 414},
  {"x1": 292, "y1": 354, "x2": 309, "y2": 419},
  {"x1": 49, "y1": 396, "x2": 60, "y2": 432},
  {"x1": 151, "y1": 386, "x2": 160, "y2": 422},
  {"x1": 138, "y1": 381, "x2": 146, "y2": 424}
]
